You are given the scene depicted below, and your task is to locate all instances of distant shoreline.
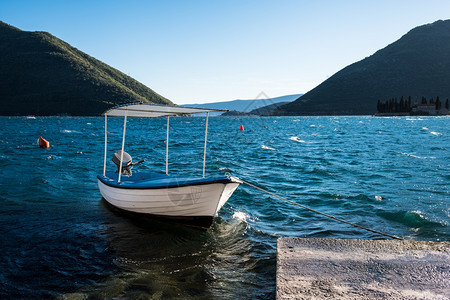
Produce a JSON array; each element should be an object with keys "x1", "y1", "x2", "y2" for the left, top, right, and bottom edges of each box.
[{"x1": 3, "y1": 113, "x2": 448, "y2": 117}]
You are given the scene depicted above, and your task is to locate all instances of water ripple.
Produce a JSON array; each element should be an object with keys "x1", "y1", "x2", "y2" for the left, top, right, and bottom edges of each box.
[{"x1": 0, "y1": 116, "x2": 448, "y2": 299}]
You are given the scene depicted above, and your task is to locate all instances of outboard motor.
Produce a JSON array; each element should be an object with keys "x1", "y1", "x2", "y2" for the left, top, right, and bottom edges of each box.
[{"x1": 112, "y1": 150, "x2": 144, "y2": 175}]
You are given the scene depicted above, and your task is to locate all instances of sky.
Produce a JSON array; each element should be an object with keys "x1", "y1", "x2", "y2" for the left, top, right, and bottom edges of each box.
[{"x1": 1, "y1": 0, "x2": 449, "y2": 104}]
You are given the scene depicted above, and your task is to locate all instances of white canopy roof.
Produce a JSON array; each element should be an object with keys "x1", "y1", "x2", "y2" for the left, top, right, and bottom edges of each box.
[{"x1": 103, "y1": 103, "x2": 227, "y2": 118}]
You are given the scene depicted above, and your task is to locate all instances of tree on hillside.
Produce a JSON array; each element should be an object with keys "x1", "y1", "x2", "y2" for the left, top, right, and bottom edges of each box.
[
  {"x1": 435, "y1": 96, "x2": 442, "y2": 110},
  {"x1": 376, "y1": 96, "x2": 450, "y2": 113},
  {"x1": 399, "y1": 96, "x2": 405, "y2": 112},
  {"x1": 377, "y1": 96, "x2": 414, "y2": 113}
]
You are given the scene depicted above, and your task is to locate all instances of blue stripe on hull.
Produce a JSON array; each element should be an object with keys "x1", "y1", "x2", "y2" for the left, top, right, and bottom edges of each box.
[{"x1": 97, "y1": 172, "x2": 233, "y2": 190}]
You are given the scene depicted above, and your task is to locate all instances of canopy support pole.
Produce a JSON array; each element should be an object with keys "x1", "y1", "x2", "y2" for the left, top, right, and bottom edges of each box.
[
  {"x1": 118, "y1": 109, "x2": 128, "y2": 184},
  {"x1": 202, "y1": 112, "x2": 209, "y2": 178},
  {"x1": 166, "y1": 115, "x2": 169, "y2": 175},
  {"x1": 103, "y1": 114, "x2": 107, "y2": 177}
]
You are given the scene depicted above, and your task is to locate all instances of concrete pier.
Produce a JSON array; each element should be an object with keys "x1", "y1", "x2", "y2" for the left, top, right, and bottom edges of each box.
[{"x1": 277, "y1": 238, "x2": 449, "y2": 299}]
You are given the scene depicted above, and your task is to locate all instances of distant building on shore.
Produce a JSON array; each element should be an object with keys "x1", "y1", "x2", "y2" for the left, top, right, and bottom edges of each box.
[
  {"x1": 376, "y1": 97, "x2": 449, "y2": 116},
  {"x1": 411, "y1": 104, "x2": 449, "y2": 116}
]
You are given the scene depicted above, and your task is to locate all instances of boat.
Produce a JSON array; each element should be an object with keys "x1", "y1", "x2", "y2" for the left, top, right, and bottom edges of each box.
[{"x1": 97, "y1": 103, "x2": 242, "y2": 229}]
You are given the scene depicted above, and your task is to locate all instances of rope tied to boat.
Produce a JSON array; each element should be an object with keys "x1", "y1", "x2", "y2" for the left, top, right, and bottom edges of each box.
[{"x1": 236, "y1": 177, "x2": 403, "y2": 240}]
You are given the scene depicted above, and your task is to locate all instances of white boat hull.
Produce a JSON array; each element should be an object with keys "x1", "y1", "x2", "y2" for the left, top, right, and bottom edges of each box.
[{"x1": 98, "y1": 177, "x2": 240, "y2": 228}]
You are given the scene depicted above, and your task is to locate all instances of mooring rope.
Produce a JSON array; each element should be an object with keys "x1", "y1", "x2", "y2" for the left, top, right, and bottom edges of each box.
[{"x1": 238, "y1": 178, "x2": 403, "y2": 240}]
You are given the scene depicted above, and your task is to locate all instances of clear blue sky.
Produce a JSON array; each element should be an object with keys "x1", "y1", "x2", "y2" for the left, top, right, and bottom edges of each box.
[{"x1": 1, "y1": 0, "x2": 449, "y2": 104}]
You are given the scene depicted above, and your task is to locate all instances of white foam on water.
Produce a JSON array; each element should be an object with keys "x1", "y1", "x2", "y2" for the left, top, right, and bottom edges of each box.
[
  {"x1": 232, "y1": 211, "x2": 249, "y2": 222},
  {"x1": 400, "y1": 152, "x2": 436, "y2": 159},
  {"x1": 261, "y1": 145, "x2": 276, "y2": 151},
  {"x1": 60, "y1": 129, "x2": 80, "y2": 134},
  {"x1": 289, "y1": 136, "x2": 310, "y2": 143},
  {"x1": 411, "y1": 210, "x2": 424, "y2": 218},
  {"x1": 420, "y1": 126, "x2": 441, "y2": 136},
  {"x1": 374, "y1": 195, "x2": 383, "y2": 201}
]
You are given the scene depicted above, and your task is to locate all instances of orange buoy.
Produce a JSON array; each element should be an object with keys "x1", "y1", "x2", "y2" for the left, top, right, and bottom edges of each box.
[
  {"x1": 239, "y1": 124, "x2": 244, "y2": 131},
  {"x1": 39, "y1": 136, "x2": 50, "y2": 148}
]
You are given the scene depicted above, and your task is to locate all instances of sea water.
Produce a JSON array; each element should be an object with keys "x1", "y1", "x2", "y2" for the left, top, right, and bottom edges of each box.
[{"x1": 0, "y1": 116, "x2": 448, "y2": 299}]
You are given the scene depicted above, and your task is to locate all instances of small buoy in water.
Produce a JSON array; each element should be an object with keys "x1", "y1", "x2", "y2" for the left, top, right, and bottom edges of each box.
[
  {"x1": 264, "y1": 125, "x2": 267, "y2": 129},
  {"x1": 38, "y1": 136, "x2": 50, "y2": 148},
  {"x1": 239, "y1": 124, "x2": 244, "y2": 131}
]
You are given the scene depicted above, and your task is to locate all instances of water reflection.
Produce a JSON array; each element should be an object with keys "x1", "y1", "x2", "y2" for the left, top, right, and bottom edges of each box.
[{"x1": 71, "y1": 199, "x2": 275, "y2": 299}]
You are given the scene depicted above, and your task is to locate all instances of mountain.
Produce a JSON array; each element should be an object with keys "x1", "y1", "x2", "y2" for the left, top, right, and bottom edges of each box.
[
  {"x1": 182, "y1": 94, "x2": 301, "y2": 115},
  {"x1": 0, "y1": 21, "x2": 172, "y2": 116},
  {"x1": 222, "y1": 101, "x2": 292, "y2": 116},
  {"x1": 248, "y1": 101, "x2": 291, "y2": 115},
  {"x1": 278, "y1": 20, "x2": 450, "y2": 115}
]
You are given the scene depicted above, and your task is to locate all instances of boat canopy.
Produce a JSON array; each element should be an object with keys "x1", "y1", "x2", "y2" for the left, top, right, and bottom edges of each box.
[
  {"x1": 103, "y1": 103, "x2": 227, "y2": 118},
  {"x1": 102, "y1": 103, "x2": 226, "y2": 182}
]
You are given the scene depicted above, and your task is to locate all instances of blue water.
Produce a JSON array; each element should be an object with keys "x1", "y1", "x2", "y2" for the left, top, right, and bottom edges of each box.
[{"x1": 1, "y1": 116, "x2": 448, "y2": 298}]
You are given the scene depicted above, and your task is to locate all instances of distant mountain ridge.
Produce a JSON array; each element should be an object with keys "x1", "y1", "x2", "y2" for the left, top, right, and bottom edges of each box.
[
  {"x1": 0, "y1": 21, "x2": 172, "y2": 116},
  {"x1": 248, "y1": 101, "x2": 291, "y2": 115},
  {"x1": 278, "y1": 19, "x2": 450, "y2": 115},
  {"x1": 182, "y1": 94, "x2": 301, "y2": 114}
]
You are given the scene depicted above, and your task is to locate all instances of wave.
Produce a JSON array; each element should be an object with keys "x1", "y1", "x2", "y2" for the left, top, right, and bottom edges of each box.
[
  {"x1": 232, "y1": 211, "x2": 249, "y2": 223},
  {"x1": 45, "y1": 155, "x2": 60, "y2": 160},
  {"x1": 289, "y1": 136, "x2": 310, "y2": 143},
  {"x1": 421, "y1": 127, "x2": 441, "y2": 136},
  {"x1": 261, "y1": 145, "x2": 276, "y2": 151},
  {"x1": 60, "y1": 129, "x2": 81, "y2": 134},
  {"x1": 377, "y1": 210, "x2": 446, "y2": 228},
  {"x1": 308, "y1": 167, "x2": 334, "y2": 177},
  {"x1": 400, "y1": 152, "x2": 436, "y2": 159}
]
